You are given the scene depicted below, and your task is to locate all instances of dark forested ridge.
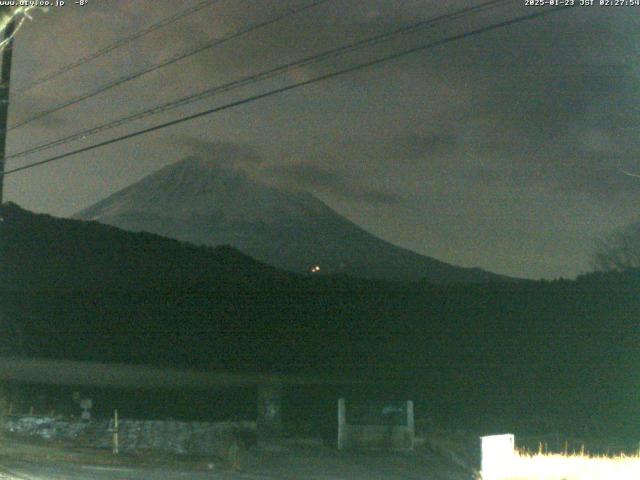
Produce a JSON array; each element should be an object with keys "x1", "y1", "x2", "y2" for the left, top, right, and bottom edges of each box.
[
  {"x1": 0, "y1": 202, "x2": 296, "y2": 293},
  {"x1": 1, "y1": 203, "x2": 639, "y2": 437}
]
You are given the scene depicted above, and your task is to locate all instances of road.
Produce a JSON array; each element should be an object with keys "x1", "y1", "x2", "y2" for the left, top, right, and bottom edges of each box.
[
  {"x1": 0, "y1": 460, "x2": 266, "y2": 480},
  {"x1": 0, "y1": 446, "x2": 473, "y2": 479}
]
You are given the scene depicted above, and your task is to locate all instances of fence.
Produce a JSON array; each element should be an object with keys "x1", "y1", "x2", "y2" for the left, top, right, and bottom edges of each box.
[{"x1": 337, "y1": 398, "x2": 414, "y2": 451}]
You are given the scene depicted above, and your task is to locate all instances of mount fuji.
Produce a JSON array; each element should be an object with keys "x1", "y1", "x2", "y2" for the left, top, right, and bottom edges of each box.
[{"x1": 75, "y1": 156, "x2": 509, "y2": 284}]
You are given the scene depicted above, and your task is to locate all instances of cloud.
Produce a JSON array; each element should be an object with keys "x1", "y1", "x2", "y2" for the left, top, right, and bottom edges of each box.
[
  {"x1": 167, "y1": 136, "x2": 263, "y2": 168},
  {"x1": 383, "y1": 132, "x2": 458, "y2": 161},
  {"x1": 467, "y1": 166, "x2": 501, "y2": 185},
  {"x1": 319, "y1": 7, "x2": 640, "y2": 199},
  {"x1": 264, "y1": 162, "x2": 401, "y2": 205},
  {"x1": 159, "y1": 140, "x2": 403, "y2": 205},
  {"x1": 352, "y1": 188, "x2": 402, "y2": 205},
  {"x1": 266, "y1": 162, "x2": 338, "y2": 188}
]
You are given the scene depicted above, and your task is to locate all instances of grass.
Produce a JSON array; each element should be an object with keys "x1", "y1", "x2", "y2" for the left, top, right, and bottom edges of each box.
[{"x1": 483, "y1": 448, "x2": 640, "y2": 480}]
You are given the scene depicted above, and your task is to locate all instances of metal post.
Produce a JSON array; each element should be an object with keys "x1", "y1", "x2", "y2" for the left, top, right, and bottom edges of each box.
[
  {"x1": 257, "y1": 383, "x2": 282, "y2": 446},
  {"x1": 337, "y1": 398, "x2": 346, "y2": 450},
  {"x1": 0, "y1": 17, "x2": 15, "y2": 205},
  {"x1": 112, "y1": 409, "x2": 119, "y2": 455},
  {"x1": 406, "y1": 400, "x2": 415, "y2": 450}
]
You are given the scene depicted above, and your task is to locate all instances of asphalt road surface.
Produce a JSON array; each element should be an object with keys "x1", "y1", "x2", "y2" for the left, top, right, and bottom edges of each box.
[
  {"x1": 0, "y1": 460, "x2": 255, "y2": 480},
  {"x1": 0, "y1": 446, "x2": 472, "y2": 479}
]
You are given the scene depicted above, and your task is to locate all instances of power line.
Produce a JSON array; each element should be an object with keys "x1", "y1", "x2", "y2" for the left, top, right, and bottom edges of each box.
[
  {"x1": 8, "y1": 0, "x2": 331, "y2": 131},
  {"x1": 6, "y1": 0, "x2": 511, "y2": 161},
  {"x1": 3, "y1": 5, "x2": 574, "y2": 178},
  {"x1": 16, "y1": 0, "x2": 221, "y2": 93}
]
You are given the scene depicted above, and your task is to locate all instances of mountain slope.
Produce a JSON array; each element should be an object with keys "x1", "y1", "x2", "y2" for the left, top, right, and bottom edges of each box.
[
  {"x1": 75, "y1": 156, "x2": 509, "y2": 284},
  {"x1": 0, "y1": 202, "x2": 292, "y2": 293}
]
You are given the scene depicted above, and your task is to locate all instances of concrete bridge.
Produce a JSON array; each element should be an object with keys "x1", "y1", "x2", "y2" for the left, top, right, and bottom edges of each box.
[{"x1": 0, "y1": 356, "x2": 358, "y2": 443}]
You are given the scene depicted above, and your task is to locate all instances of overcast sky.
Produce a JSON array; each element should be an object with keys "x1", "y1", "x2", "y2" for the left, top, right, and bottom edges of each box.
[{"x1": 4, "y1": 0, "x2": 640, "y2": 279}]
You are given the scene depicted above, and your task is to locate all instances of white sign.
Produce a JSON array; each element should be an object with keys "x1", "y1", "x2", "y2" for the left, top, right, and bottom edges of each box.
[{"x1": 481, "y1": 434, "x2": 515, "y2": 480}]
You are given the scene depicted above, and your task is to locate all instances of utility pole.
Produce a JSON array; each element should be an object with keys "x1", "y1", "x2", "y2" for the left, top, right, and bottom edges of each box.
[{"x1": 0, "y1": 14, "x2": 16, "y2": 206}]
